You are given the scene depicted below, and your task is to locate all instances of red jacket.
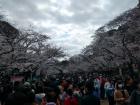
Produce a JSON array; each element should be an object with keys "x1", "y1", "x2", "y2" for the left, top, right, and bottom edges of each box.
[{"x1": 64, "y1": 95, "x2": 78, "y2": 105}]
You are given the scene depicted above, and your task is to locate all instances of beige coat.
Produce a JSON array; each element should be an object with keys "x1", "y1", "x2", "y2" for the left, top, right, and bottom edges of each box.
[{"x1": 114, "y1": 89, "x2": 129, "y2": 105}]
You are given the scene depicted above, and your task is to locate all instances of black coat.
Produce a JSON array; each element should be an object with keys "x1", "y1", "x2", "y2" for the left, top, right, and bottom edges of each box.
[{"x1": 81, "y1": 95, "x2": 100, "y2": 105}]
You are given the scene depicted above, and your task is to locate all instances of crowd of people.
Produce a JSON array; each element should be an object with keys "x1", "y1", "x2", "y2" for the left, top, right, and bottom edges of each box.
[{"x1": 0, "y1": 72, "x2": 140, "y2": 105}]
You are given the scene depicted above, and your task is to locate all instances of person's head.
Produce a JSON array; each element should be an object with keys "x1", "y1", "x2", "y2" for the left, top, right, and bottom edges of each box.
[
  {"x1": 36, "y1": 81, "x2": 42, "y2": 87},
  {"x1": 66, "y1": 89, "x2": 73, "y2": 96},
  {"x1": 110, "y1": 80, "x2": 114, "y2": 84},
  {"x1": 106, "y1": 78, "x2": 111, "y2": 82},
  {"x1": 23, "y1": 82, "x2": 31, "y2": 91},
  {"x1": 116, "y1": 82, "x2": 123, "y2": 90},
  {"x1": 46, "y1": 87, "x2": 57, "y2": 103},
  {"x1": 36, "y1": 82, "x2": 44, "y2": 93},
  {"x1": 14, "y1": 81, "x2": 20, "y2": 91}
]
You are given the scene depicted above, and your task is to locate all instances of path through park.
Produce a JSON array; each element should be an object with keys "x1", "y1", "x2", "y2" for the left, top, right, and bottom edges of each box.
[{"x1": 101, "y1": 100, "x2": 109, "y2": 105}]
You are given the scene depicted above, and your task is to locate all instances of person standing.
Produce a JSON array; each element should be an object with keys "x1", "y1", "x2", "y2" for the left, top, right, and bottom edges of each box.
[
  {"x1": 94, "y1": 77, "x2": 100, "y2": 99},
  {"x1": 129, "y1": 81, "x2": 140, "y2": 105},
  {"x1": 114, "y1": 82, "x2": 129, "y2": 105},
  {"x1": 81, "y1": 82, "x2": 100, "y2": 105},
  {"x1": 125, "y1": 75, "x2": 134, "y2": 95},
  {"x1": 98, "y1": 75, "x2": 105, "y2": 99},
  {"x1": 105, "y1": 80, "x2": 115, "y2": 105}
]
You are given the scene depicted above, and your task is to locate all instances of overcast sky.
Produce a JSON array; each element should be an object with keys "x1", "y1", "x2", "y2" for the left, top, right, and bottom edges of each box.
[{"x1": 0, "y1": 0, "x2": 138, "y2": 56}]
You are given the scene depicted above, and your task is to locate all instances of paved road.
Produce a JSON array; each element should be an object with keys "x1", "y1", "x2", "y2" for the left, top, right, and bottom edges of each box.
[{"x1": 101, "y1": 100, "x2": 109, "y2": 105}]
